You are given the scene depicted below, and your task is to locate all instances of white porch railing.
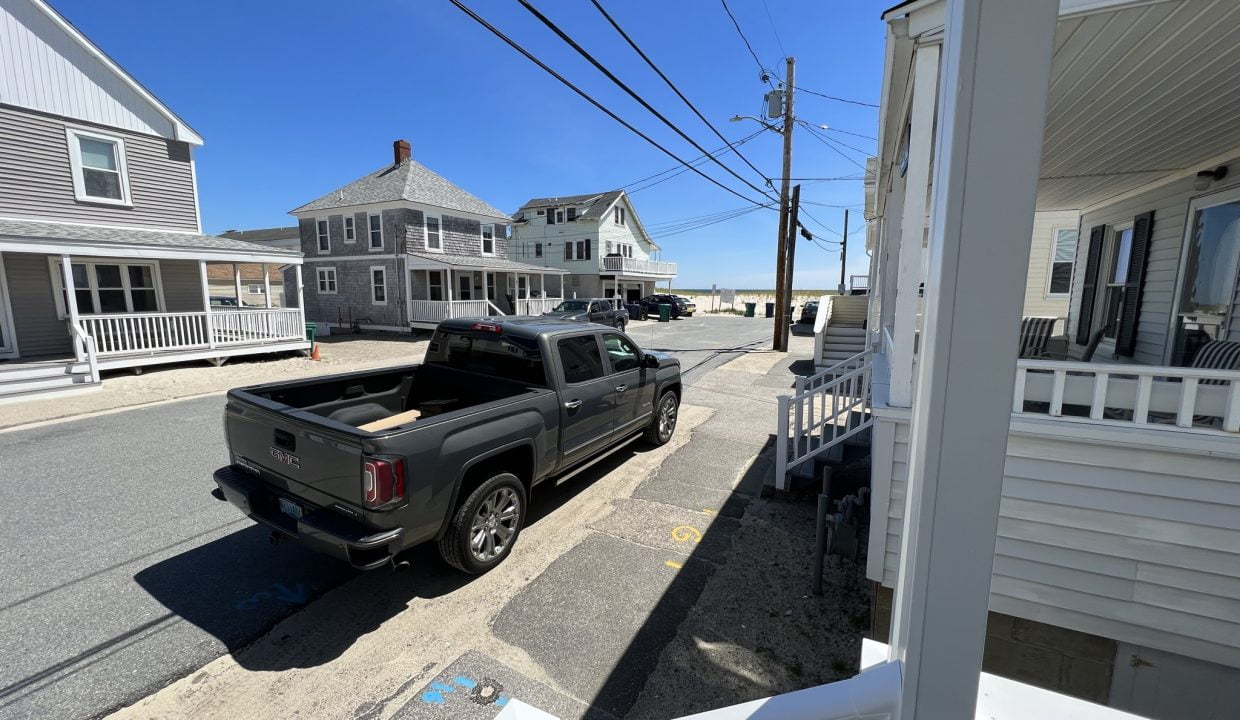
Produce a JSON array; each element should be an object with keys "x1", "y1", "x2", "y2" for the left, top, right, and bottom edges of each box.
[
  {"x1": 776, "y1": 349, "x2": 874, "y2": 489},
  {"x1": 600, "y1": 256, "x2": 677, "y2": 276},
  {"x1": 849, "y1": 274, "x2": 870, "y2": 293},
  {"x1": 81, "y1": 309, "x2": 303, "y2": 357},
  {"x1": 68, "y1": 321, "x2": 100, "y2": 383},
  {"x1": 516, "y1": 297, "x2": 562, "y2": 315},
  {"x1": 1015, "y1": 359, "x2": 1240, "y2": 433},
  {"x1": 408, "y1": 299, "x2": 492, "y2": 323}
]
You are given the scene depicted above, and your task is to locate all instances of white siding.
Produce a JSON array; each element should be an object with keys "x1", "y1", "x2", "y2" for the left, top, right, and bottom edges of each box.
[
  {"x1": 873, "y1": 414, "x2": 1240, "y2": 670},
  {"x1": 0, "y1": 0, "x2": 184, "y2": 141},
  {"x1": 1023, "y1": 210, "x2": 1079, "y2": 318}
]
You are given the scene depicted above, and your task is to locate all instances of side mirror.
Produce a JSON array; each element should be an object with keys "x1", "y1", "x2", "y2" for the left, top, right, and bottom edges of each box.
[{"x1": 642, "y1": 354, "x2": 660, "y2": 369}]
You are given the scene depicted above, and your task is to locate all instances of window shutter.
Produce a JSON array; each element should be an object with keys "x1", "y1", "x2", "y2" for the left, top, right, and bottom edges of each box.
[
  {"x1": 585, "y1": 240, "x2": 592, "y2": 260},
  {"x1": 1115, "y1": 210, "x2": 1154, "y2": 357},
  {"x1": 564, "y1": 242, "x2": 572, "y2": 261},
  {"x1": 1074, "y1": 224, "x2": 1107, "y2": 346}
]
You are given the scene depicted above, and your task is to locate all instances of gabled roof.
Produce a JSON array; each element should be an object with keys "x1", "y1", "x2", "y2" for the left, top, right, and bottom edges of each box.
[
  {"x1": 5, "y1": 0, "x2": 203, "y2": 144},
  {"x1": 516, "y1": 190, "x2": 624, "y2": 221},
  {"x1": 291, "y1": 158, "x2": 510, "y2": 221},
  {"x1": 0, "y1": 218, "x2": 299, "y2": 262}
]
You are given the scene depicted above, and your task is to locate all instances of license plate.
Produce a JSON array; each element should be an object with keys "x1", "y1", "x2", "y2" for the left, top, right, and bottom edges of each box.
[{"x1": 278, "y1": 497, "x2": 303, "y2": 519}]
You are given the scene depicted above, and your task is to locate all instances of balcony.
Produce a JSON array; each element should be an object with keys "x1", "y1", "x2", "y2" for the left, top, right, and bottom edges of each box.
[{"x1": 600, "y1": 256, "x2": 677, "y2": 278}]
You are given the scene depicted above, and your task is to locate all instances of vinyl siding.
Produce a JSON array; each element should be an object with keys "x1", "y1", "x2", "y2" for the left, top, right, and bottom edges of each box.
[
  {"x1": 0, "y1": 104, "x2": 198, "y2": 230},
  {"x1": 1023, "y1": 210, "x2": 1079, "y2": 318},
  {"x1": 161, "y1": 260, "x2": 204, "y2": 312},
  {"x1": 874, "y1": 414, "x2": 1240, "y2": 670},
  {"x1": 3, "y1": 251, "x2": 69, "y2": 356},
  {"x1": 1068, "y1": 166, "x2": 1240, "y2": 365}
]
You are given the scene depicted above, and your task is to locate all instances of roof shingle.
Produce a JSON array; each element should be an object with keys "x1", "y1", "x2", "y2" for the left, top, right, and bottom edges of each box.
[
  {"x1": 0, "y1": 218, "x2": 300, "y2": 256},
  {"x1": 515, "y1": 190, "x2": 623, "y2": 221},
  {"x1": 291, "y1": 159, "x2": 510, "y2": 221}
]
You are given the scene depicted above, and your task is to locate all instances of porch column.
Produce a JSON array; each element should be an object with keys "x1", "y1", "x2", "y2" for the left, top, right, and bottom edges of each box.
[
  {"x1": 262, "y1": 264, "x2": 272, "y2": 308},
  {"x1": 233, "y1": 263, "x2": 243, "y2": 306},
  {"x1": 61, "y1": 254, "x2": 83, "y2": 361},
  {"x1": 294, "y1": 264, "x2": 305, "y2": 335},
  {"x1": 199, "y1": 260, "x2": 217, "y2": 349},
  {"x1": 539, "y1": 273, "x2": 545, "y2": 304},
  {"x1": 445, "y1": 267, "x2": 454, "y2": 318},
  {"x1": 889, "y1": 43, "x2": 939, "y2": 408},
  {"x1": 888, "y1": 1, "x2": 1057, "y2": 718}
]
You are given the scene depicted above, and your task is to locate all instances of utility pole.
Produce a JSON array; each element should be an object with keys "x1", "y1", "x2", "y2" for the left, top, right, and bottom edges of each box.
[
  {"x1": 839, "y1": 209, "x2": 849, "y2": 295},
  {"x1": 772, "y1": 57, "x2": 795, "y2": 351},
  {"x1": 783, "y1": 184, "x2": 801, "y2": 350}
]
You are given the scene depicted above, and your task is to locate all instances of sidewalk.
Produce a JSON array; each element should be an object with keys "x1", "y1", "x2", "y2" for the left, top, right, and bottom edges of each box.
[{"x1": 109, "y1": 334, "x2": 870, "y2": 720}]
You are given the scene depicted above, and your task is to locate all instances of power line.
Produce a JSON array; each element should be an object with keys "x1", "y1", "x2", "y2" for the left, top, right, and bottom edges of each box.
[
  {"x1": 590, "y1": 0, "x2": 773, "y2": 187},
  {"x1": 720, "y1": 0, "x2": 777, "y2": 87},
  {"x1": 518, "y1": 0, "x2": 777, "y2": 204},
  {"x1": 648, "y1": 204, "x2": 775, "y2": 240},
  {"x1": 622, "y1": 128, "x2": 766, "y2": 193},
  {"x1": 448, "y1": 0, "x2": 772, "y2": 209},
  {"x1": 793, "y1": 85, "x2": 879, "y2": 108},
  {"x1": 820, "y1": 126, "x2": 877, "y2": 142},
  {"x1": 798, "y1": 122, "x2": 870, "y2": 173},
  {"x1": 760, "y1": 0, "x2": 787, "y2": 60}
]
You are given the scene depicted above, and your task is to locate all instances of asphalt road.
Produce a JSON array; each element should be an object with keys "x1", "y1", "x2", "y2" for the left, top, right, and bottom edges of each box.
[{"x1": 0, "y1": 314, "x2": 776, "y2": 720}]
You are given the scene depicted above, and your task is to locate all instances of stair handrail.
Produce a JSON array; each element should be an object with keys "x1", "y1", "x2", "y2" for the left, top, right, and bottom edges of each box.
[
  {"x1": 69, "y1": 321, "x2": 100, "y2": 384},
  {"x1": 814, "y1": 293, "x2": 834, "y2": 335},
  {"x1": 487, "y1": 300, "x2": 506, "y2": 316}
]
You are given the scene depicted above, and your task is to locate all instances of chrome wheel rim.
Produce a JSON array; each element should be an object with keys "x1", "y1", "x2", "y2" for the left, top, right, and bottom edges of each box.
[
  {"x1": 469, "y1": 486, "x2": 520, "y2": 562},
  {"x1": 658, "y1": 395, "x2": 678, "y2": 440}
]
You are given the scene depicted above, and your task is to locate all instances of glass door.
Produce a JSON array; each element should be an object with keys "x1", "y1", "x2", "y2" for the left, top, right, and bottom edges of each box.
[{"x1": 1169, "y1": 189, "x2": 1240, "y2": 365}]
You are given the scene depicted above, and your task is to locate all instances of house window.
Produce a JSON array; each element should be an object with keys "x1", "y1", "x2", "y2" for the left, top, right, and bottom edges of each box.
[
  {"x1": 1047, "y1": 227, "x2": 1077, "y2": 296},
  {"x1": 425, "y1": 215, "x2": 442, "y2": 251},
  {"x1": 1100, "y1": 226, "x2": 1133, "y2": 339},
  {"x1": 427, "y1": 270, "x2": 443, "y2": 301},
  {"x1": 537, "y1": 209, "x2": 545, "y2": 216},
  {"x1": 565, "y1": 241, "x2": 573, "y2": 261},
  {"x1": 481, "y1": 224, "x2": 495, "y2": 255},
  {"x1": 316, "y1": 219, "x2": 330, "y2": 253},
  {"x1": 566, "y1": 207, "x2": 577, "y2": 221},
  {"x1": 343, "y1": 216, "x2": 355, "y2": 243},
  {"x1": 370, "y1": 266, "x2": 387, "y2": 304},
  {"x1": 574, "y1": 240, "x2": 591, "y2": 260},
  {"x1": 51, "y1": 260, "x2": 162, "y2": 317},
  {"x1": 614, "y1": 207, "x2": 625, "y2": 225},
  {"x1": 556, "y1": 210, "x2": 565, "y2": 224},
  {"x1": 535, "y1": 242, "x2": 543, "y2": 258},
  {"x1": 316, "y1": 267, "x2": 337, "y2": 294},
  {"x1": 547, "y1": 208, "x2": 557, "y2": 226},
  {"x1": 368, "y1": 213, "x2": 383, "y2": 250},
  {"x1": 66, "y1": 128, "x2": 130, "y2": 205}
]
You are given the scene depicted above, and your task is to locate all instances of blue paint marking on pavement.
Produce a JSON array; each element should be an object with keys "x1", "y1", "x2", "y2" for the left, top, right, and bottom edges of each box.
[
  {"x1": 497, "y1": 696, "x2": 509, "y2": 707},
  {"x1": 430, "y1": 682, "x2": 456, "y2": 694},
  {"x1": 453, "y1": 676, "x2": 477, "y2": 689},
  {"x1": 421, "y1": 690, "x2": 446, "y2": 705}
]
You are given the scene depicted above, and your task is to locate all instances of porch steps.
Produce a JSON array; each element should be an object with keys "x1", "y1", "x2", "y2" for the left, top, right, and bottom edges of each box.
[
  {"x1": 820, "y1": 326, "x2": 868, "y2": 367},
  {"x1": 0, "y1": 361, "x2": 98, "y2": 403}
]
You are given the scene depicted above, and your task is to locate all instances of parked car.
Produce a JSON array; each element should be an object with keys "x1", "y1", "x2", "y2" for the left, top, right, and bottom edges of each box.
[
  {"x1": 541, "y1": 299, "x2": 628, "y2": 330},
  {"x1": 211, "y1": 317, "x2": 682, "y2": 574},
  {"x1": 210, "y1": 296, "x2": 240, "y2": 307},
  {"x1": 799, "y1": 300, "x2": 819, "y2": 324},
  {"x1": 639, "y1": 294, "x2": 689, "y2": 318},
  {"x1": 672, "y1": 296, "x2": 697, "y2": 317}
]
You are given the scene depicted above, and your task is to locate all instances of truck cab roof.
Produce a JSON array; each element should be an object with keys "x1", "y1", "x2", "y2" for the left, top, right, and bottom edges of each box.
[{"x1": 437, "y1": 316, "x2": 607, "y2": 341}]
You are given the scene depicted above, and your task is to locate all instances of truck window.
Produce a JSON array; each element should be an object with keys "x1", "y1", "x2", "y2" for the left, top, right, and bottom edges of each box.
[
  {"x1": 558, "y1": 335, "x2": 605, "y2": 384},
  {"x1": 426, "y1": 330, "x2": 547, "y2": 386},
  {"x1": 602, "y1": 333, "x2": 640, "y2": 372},
  {"x1": 589, "y1": 302, "x2": 602, "y2": 313}
]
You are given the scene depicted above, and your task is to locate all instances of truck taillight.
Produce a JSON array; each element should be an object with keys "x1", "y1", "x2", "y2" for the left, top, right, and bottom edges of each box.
[{"x1": 362, "y1": 456, "x2": 405, "y2": 510}]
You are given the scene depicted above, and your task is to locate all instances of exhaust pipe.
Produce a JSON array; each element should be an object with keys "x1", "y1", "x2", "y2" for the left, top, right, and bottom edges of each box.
[{"x1": 391, "y1": 556, "x2": 411, "y2": 571}]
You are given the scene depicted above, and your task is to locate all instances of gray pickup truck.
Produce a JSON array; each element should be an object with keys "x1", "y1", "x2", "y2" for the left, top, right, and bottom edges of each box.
[
  {"x1": 211, "y1": 317, "x2": 681, "y2": 574},
  {"x1": 541, "y1": 298, "x2": 628, "y2": 330}
]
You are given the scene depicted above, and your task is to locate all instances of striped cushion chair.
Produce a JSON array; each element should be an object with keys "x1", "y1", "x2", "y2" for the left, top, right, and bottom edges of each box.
[
  {"x1": 1191, "y1": 340, "x2": 1240, "y2": 385},
  {"x1": 1018, "y1": 317, "x2": 1060, "y2": 359}
]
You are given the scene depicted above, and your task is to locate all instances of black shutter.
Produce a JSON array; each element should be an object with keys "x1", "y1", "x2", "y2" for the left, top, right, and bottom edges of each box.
[
  {"x1": 1115, "y1": 210, "x2": 1154, "y2": 357},
  {"x1": 1075, "y1": 224, "x2": 1107, "y2": 346},
  {"x1": 564, "y1": 242, "x2": 572, "y2": 261},
  {"x1": 585, "y1": 240, "x2": 592, "y2": 260}
]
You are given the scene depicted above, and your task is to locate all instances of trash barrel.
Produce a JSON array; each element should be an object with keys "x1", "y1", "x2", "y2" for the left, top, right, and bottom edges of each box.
[
  {"x1": 304, "y1": 322, "x2": 317, "y2": 354},
  {"x1": 658, "y1": 303, "x2": 672, "y2": 323},
  {"x1": 764, "y1": 302, "x2": 775, "y2": 318},
  {"x1": 744, "y1": 302, "x2": 756, "y2": 318}
]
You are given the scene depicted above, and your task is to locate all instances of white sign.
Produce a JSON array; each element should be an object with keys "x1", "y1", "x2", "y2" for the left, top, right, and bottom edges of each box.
[{"x1": 720, "y1": 288, "x2": 736, "y2": 304}]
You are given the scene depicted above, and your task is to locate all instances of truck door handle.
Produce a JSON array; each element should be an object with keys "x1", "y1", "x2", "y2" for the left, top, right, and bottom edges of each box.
[
  {"x1": 564, "y1": 399, "x2": 582, "y2": 410},
  {"x1": 615, "y1": 385, "x2": 628, "y2": 393}
]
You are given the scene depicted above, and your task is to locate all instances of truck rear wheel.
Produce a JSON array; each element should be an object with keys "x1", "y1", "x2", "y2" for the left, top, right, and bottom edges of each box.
[
  {"x1": 644, "y1": 390, "x2": 679, "y2": 446},
  {"x1": 438, "y1": 472, "x2": 527, "y2": 574}
]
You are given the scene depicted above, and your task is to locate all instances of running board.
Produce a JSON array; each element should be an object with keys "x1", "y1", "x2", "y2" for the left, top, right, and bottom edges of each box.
[{"x1": 552, "y1": 432, "x2": 644, "y2": 486}]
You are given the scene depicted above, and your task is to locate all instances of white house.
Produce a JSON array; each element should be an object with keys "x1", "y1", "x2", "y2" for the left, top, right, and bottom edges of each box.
[{"x1": 509, "y1": 190, "x2": 676, "y2": 302}]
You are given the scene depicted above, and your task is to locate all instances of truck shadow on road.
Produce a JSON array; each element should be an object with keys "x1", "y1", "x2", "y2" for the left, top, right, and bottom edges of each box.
[{"x1": 132, "y1": 444, "x2": 650, "y2": 672}]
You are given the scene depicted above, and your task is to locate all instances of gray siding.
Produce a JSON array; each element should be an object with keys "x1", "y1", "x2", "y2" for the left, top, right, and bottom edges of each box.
[
  {"x1": 302, "y1": 257, "x2": 405, "y2": 328},
  {"x1": 161, "y1": 260, "x2": 204, "y2": 312},
  {"x1": 299, "y1": 209, "x2": 419, "y2": 257},
  {"x1": 875, "y1": 416, "x2": 1240, "y2": 670},
  {"x1": 0, "y1": 104, "x2": 198, "y2": 230},
  {"x1": 1069, "y1": 165, "x2": 1240, "y2": 364},
  {"x1": 4, "y1": 251, "x2": 69, "y2": 356}
]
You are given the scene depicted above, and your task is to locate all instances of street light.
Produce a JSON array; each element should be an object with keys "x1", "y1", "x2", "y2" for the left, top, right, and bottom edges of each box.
[{"x1": 729, "y1": 115, "x2": 782, "y2": 133}]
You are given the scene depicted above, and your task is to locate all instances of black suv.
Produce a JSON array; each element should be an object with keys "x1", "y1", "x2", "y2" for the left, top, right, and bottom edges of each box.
[{"x1": 640, "y1": 294, "x2": 689, "y2": 318}]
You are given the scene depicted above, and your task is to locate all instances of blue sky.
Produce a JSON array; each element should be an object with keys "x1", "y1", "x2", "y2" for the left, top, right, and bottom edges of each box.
[{"x1": 53, "y1": 0, "x2": 886, "y2": 289}]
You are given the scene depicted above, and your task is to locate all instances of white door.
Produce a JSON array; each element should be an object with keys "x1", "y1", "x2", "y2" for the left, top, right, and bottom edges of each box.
[
  {"x1": 1168, "y1": 186, "x2": 1240, "y2": 364},
  {"x1": 0, "y1": 255, "x2": 16, "y2": 358}
]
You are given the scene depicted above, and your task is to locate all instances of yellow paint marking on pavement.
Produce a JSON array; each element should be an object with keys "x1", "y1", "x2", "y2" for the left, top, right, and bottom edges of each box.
[
  {"x1": 671, "y1": 525, "x2": 703, "y2": 543},
  {"x1": 665, "y1": 560, "x2": 683, "y2": 569},
  {"x1": 702, "y1": 509, "x2": 718, "y2": 516}
]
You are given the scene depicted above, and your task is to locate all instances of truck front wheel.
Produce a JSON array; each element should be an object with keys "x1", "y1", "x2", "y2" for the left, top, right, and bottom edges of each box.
[
  {"x1": 438, "y1": 472, "x2": 527, "y2": 574},
  {"x1": 644, "y1": 390, "x2": 679, "y2": 446}
]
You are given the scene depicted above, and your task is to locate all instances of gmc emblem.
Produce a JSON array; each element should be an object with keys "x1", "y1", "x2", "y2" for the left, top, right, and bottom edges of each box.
[{"x1": 269, "y1": 447, "x2": 301, "y2": 469}]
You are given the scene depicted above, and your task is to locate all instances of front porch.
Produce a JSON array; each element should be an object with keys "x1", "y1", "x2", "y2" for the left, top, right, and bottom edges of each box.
[{"x1": 406, "y1": 252, "x2": 568, "y2": 328}]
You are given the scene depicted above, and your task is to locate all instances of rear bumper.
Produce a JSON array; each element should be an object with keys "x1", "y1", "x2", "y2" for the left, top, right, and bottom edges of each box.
[{"x1": 212, "y1": 465, "x2": 404, "y2": 570}]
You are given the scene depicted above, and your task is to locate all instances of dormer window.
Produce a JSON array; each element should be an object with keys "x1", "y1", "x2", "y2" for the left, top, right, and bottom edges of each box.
[
  {"x1": 566, "y1": 207, "x2": 577, "y2": 221},
  {"x1": 66, "y1": 128, "x2": 131, "y2": 206},
  {"x1": 481, "y1": 224, "x2": 495, "y2": 255},
  {"x1": 613, "y1": 207, "x2": 626, "y2": 225}
]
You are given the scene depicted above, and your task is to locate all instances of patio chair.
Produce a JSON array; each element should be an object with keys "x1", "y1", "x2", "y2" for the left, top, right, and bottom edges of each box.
[
  {"x1": 1018, "y1": 316, "x2": 1061, "y2": 359},
  {"x1": 1191, "y1": 339, "x2": 1240, "y2": 384}
]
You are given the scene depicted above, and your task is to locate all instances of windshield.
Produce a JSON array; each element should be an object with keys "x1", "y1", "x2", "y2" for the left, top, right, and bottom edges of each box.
[
  {"x1": 553, "y1": 300, "x2": 590, "y2": 313},
  {"x1": 425, "y1": 329, "x2": 547, "y2": 386}
]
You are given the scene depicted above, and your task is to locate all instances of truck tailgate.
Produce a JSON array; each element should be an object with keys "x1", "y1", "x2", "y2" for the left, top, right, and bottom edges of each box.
[{"x1": 224, "y1": 395, "x2": 365, "y2": 509}]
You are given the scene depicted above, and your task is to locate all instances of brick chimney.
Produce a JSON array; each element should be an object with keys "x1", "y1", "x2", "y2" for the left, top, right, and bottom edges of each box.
[{"x1": 393, "y1": 139, "x2": 411, "y2": 165}]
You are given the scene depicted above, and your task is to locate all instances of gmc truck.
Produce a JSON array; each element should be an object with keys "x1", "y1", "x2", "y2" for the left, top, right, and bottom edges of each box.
[{"x1": 211, "y1": 317, "x2": 681, "y2": 574}]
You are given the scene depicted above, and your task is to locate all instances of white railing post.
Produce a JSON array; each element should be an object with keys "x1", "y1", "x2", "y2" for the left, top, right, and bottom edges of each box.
[
  {"x1": 1224, "y1": 383, "x2": 1240, "y2": 433},
  {"x1": 60, "y1": 254, "x2": 84, "y2": 362},
  {"x1": 775, "y1": 395, "x2": 790, "y2": 491}
]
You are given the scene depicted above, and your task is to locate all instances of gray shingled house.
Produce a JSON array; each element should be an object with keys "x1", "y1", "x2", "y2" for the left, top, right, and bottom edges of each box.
[{"x1": 289, "y1": 140, "x2": 568, "y2": 331}]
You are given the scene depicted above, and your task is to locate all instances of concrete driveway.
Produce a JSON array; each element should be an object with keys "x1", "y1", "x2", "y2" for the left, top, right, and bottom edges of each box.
[{"x1": 0, "y1": 315, "x2": 778, "y2": 720}]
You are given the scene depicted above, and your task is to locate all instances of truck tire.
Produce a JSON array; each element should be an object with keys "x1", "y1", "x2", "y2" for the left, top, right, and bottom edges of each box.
[
  {"x1": 644, "y1": 390, "x2": 679, "y2": 446},
  {"x1": 438, "y1": 472, "x2": 527, "y2": 574},
  {"x1": 615, "y1": 318, "x2": 627, "y2": 332}
]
